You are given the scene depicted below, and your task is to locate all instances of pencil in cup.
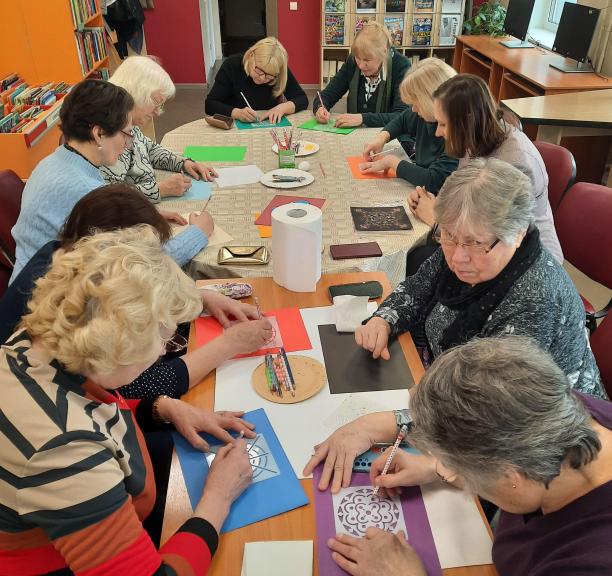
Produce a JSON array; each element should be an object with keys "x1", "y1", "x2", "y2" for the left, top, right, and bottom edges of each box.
[{"x1": 372, "y1": 424, "x2": 408, "y2": 497}]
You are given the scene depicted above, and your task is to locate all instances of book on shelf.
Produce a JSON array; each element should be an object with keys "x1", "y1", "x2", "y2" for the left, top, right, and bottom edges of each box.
[
  {"x1": 441, "y1": 0, "x2": 463, "y2": 12},
  {"x1": 412, "y1": 15, "x2": 432, "y2": 45},
  {"x1": 384, "y1": 15, "x2": 404, "y2": 46},
  {"x1": 74, "y1": 27, "x2": 108, "y2": 75},
  {"x1": 70, "y1": 0, "x2": 99, "y2": 29},
  {"x1": 355, "y1": 14, "x2": 377, "y2": 36},
  {"x1": 439, "y1": 14, "x2": 460, "y2": 45},
  {"x1": 356, "y1": 0, "x2": 377, "y2": 12},
  {"x1": 414, "y1": 0, "x2": 434, "y2": 10},
  {"x1": 385, "y1": 0, "x2": 407, "y2": 12},
  {"x1": 325, "y1": 0, "x2": 346, "y2": 11},
  {"x1": 325, "y1": 13, "x2": 346, "y2": 45}
]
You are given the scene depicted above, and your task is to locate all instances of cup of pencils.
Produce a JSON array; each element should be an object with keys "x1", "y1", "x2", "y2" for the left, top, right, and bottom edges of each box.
[{"x1": 271, "y1": 128, "x2": 297, "y2": 169}]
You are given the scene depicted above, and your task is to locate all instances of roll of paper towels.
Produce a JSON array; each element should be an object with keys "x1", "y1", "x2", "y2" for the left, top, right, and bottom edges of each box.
[{"x1": 272, "y1": 202, "x2": 322, "y2": 292}]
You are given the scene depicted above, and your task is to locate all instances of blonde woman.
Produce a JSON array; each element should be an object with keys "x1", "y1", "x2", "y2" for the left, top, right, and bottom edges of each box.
[
  {"x1": 205, "y1": 36, "x2": 308, "y2": 124},
  {"x1": 101, "y1": 56, "x2": 218, "y2": 203},
  {"x1": 313, "y1": 21, "x2": 410, "y2": 128},
  {"x1": 0, "y1": 226, "x2": 255, "y2": 573},
  {"x1": 361, "y1": 57, "x2": 458, "y2": 193}
]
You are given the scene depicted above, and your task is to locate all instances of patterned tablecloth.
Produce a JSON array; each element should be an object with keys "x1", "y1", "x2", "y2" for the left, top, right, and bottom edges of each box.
[{"x1": 158, "y1": 110, "x2": 430, "y2": 287}]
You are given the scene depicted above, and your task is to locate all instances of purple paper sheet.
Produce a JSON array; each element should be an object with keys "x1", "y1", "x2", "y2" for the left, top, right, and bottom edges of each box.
[{"x1": 313, "y1": 465, "x2": 442, "y2": 576}]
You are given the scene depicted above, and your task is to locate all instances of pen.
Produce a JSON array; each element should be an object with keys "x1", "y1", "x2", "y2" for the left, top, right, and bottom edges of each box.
[
  {"x1": 240, "y1": 91, "x2": 258, "y2": 122},
  {"x1": 372, "y1": 424, "x2": 408, "y2": 497}
]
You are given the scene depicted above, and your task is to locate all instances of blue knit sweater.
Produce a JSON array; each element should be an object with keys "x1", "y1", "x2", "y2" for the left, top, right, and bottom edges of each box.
[{"x1": 10, "y1": 146, "x2": 207, "y2": 283}]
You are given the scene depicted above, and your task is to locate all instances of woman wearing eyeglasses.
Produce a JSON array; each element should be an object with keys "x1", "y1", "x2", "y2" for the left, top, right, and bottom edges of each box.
[
  {"x1": 355, "y1": 158, "x2": 605, "y2": 399},
  {"x1": 204, "y1": 37, "x2": 308, "y2": 124}
]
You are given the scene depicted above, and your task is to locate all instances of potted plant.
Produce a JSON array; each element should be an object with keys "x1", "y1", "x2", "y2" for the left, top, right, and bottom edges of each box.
[{"x1": 463, "y1": 0, "x2": 507, "y2": 36}]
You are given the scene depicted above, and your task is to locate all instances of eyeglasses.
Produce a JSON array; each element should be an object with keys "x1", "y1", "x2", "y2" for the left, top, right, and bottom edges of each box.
[
  {"x1": 119, "y1": 128, "x2": 135, "y2": 143},
  {"x1": 251, "y1": 52, "x2": 277, "y2": 81},
  {"x1": 159, "y1": 325, "x2": 188, "y2": 353},
  {"x1": 432, "y1": 224, "x2": 500, "y2": 256},
  {"x1": 150, "y1": 95, "x2": 165, "y2": 114}
]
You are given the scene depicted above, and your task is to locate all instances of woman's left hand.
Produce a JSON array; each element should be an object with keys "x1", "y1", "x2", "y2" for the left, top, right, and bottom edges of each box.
[
  {"x1": 159, "y1": 399, "x2": 256, "y2": 451},
  {"x1": 334, "y1": 113, "x2": 363, "y2": 128},
  {"x1": 359, "y1": 155, "x2": 400, "y2": 174},
  {"x1": 200, "y1": 289, "x2": 259, "y2": 327},
  {"x1": 261, "y1": 102, "x2": 292, "y2": 124},
  {"x1": 328, "y1": 528, "x2": 427, "y2": 576},
  {"x1": 183, "y1": 160, "x2": 218, "y2": 182},
  {"x1": 413, "y1": 186, "x2": 436, "y2": 227},
  {"x1": 159, "y1": 210, "x2": 188, "y2": 225}
]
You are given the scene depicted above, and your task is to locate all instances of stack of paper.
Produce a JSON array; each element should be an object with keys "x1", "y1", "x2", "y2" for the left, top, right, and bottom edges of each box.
[
  {"x1": 241, "y1": 541, "x2": 313, "y2": 576},
  {"x1": 215, "y1": 165, "x2": 264, "y2": 188}
]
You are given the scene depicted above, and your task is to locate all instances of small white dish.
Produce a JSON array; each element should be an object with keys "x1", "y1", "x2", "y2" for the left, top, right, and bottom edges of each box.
[
  {"x1": 271, "y1": 140, "x2": 320, "y2": 157},
  {"x1": 260, "y1": 168, "x2": 315, "y2": 189}
]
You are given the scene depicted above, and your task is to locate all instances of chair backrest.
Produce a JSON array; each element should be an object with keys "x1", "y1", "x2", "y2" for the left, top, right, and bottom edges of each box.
[
  {"x1": 0, "y1": 169, "x2": 25, "y2": 267},
  {"x1": 591, "y1": 314, "x2": 612, "y2": 399},
  {"x1": 533, "y1": 140, "x2": 576, "y2": 213},
  {"x1": 555, "y1": 181, "x2": 612, "y2": 290}
]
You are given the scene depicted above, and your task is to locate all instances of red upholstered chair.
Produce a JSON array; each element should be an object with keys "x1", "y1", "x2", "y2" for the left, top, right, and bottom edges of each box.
[
  {"x1": 533, "y1": 140, "x2": 576, "y2": 213},
  {"x1": 555, "y1": 181, "x2": 612, "y2": 333},
  {"x1": 591, "y1": 314, "x2": 612, "y2": 398},
  {"x1": 0, "y1": 170, "x2": 25, "y2": 270}
]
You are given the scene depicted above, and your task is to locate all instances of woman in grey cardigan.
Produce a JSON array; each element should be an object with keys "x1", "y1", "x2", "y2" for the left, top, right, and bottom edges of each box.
[{"x1": 357, "y1": 158, "x2": 604, "y2": 399}]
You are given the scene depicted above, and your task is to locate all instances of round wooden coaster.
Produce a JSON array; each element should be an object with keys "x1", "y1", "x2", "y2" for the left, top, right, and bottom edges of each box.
[{"x1": 252, "y1": 355, "x2": 326, "y2": 404}]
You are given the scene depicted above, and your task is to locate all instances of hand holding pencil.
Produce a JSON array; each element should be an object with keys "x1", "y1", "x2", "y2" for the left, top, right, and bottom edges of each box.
[{"x1": 315, "y1": 90, "x2": 331, "y2": 124}]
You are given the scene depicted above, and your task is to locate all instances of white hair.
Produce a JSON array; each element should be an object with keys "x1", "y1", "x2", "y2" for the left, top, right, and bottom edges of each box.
[{"x1": 109, "y1": 56, "x2": 175, "y2": 108}]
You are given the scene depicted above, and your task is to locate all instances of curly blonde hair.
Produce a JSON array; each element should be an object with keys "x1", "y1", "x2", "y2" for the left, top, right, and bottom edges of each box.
[
  {"x1": 21, "y1": 226, "x2": 202, "y2": 376},
  {"x1": 243, "y1": 36, "x2": 289, "y2": 98}
]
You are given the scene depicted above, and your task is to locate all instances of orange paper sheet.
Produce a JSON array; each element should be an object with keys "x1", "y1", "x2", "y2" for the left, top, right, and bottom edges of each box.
[
  {"x1": 255, "y1": 212, "x2": 272, "y2": 238},
  {"x1": 347, "y1": 156, "x2": 397, "y2": 180},
  {"x1": 194, "y1": 307, "x2": 312, "y2": 359}
]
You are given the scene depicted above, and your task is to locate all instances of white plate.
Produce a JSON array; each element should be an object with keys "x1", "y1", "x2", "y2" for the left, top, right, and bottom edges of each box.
[
  {"x1": 260, "y1": 168, "x2": 315, "y2": 189},
  {"x1": 271, "y1": 140, "x2": 320, "y2": 157}
]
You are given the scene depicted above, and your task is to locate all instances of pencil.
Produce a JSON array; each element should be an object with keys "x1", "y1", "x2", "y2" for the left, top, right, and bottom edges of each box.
[
  {"x1": 201, "y1": 193, "x2": 213, "y2": 213},
  {"x1": 240, "y1": 91, "x2": 258, "y2": 122},
  {"x1": 372, "y1": 424, "x2": 408, "y2": 497},
  {"x1": 317, "y1": 90, "x2": 326, "y2": 112},
  {"x1": 371, "y1": 147, "x2": 400, "y2": 158},
  {"x1": 280, "y1": 347, "x2": 296, "y2": 391},
  {"x1": 319, "y1": 162, "x2": 326, "y2": 178}
]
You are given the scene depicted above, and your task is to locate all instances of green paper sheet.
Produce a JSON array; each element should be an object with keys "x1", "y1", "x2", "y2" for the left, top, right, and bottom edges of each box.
[
  {"x1": 183, "y1": 146, "x2": 247, "y2": 162},
  {"x1": 298, "y1": 118, "x2": 356, "y2": 135},
  {"x1": 235, "y1": 117, "x2": 292, "y2": 130}
]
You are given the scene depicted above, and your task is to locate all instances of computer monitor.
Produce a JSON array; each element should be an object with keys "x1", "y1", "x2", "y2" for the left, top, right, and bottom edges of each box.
[
  {"x1": 551, "y1": 3, "x2": 600, "y2": 72},
  {"x1": 500, "y1": 0, "x2": 536, "y2": 49}
]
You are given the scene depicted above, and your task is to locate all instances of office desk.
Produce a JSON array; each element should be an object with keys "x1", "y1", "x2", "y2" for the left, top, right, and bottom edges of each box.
[
  {"x1": 157, "y1": 110, "x2": 430, "y2": 287},
  {"x1": 502, "y1": 90, "x2": 612, "y2": 187},
  {"x1": 161, "y1": 272, "x2": 497, "y2": 576}
]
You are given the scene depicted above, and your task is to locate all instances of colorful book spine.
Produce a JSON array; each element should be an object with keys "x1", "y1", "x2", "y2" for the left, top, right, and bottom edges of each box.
[
  {"x1": 412, "y1": 16, "x2": 432, "y2": 45},
  {"x1": 74, "y1": 27, "x2": 108, "y2": 75},
  {"x1": 384, "y1": 16, "x2": 404, "y2": 46},
  {"x1": 325, "y1": 13, "x2": 346, "y2": 45}
]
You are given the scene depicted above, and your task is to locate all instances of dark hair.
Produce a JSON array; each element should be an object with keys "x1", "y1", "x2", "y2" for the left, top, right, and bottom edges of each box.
[
  {"x1": 59, "y1": 183, "x2": 172, "y2": 247},
  {"x1": 59, "y1": 79, "x2": 134, "y2": 142},
  {"x1": 433, "y1": 74, "x2": 508, "y2": 158}
]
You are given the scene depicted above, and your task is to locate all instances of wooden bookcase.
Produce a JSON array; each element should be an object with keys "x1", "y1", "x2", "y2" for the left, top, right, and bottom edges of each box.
[
  {"x1": 0, "y1": 0, "x2": 109, "y2": 178},
  {"x1": 321, "y1": 0, "x2": 466, "y2": 87}
]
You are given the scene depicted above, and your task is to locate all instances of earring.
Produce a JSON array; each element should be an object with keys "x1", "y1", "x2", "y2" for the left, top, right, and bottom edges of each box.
[
  {"x1": 512, "y1": 484, "x2": 517, "y2": 489},
  {"x1": 97, "y1": 145, "x2": 102, "y2": 150}
]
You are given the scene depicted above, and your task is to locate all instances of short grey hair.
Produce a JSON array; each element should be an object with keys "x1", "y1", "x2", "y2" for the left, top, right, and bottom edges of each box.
[
  {"x1": 409, "y1": 335, "x2": 600, "y2": 493},
  {"x1": 109, "y1": 56, "x2": 175, "y2": 109},
  {"x1": 434, "y1": 158, "x2": 535, "y2": 244}
]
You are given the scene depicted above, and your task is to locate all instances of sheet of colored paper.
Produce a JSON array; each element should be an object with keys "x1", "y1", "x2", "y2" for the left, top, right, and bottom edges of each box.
[
  {"x1": 173, "y1": 214, "x2": 233, "y2": 248},
  {"x1": 254, "y1": 212, "x2": 272, "y2": 238},
  {"x1": 235, "y1": 116, "x2": 291, "y2": 130},
  {"x1": 241, "y1": 541, "x2": 313, "y2": 576},
  {"x1": 163, "y1": 179, "x2": 213, "y2": 200},
  {"x1": 195, "y1": 306, "x2": 312, "y2": 358},
  {"x1": 255, "y1": 195, "x2": 327, "y2": 226},
  {"x1": 298, "y1": 117, "x2": 356, "y2": 135},
  {"x1": 183, "y1": 145, "x2": 247, "y2": 162},
  {"x1": 347, "y1": 156, "x2": 396, "y2": 179},
  {"x1": 313, "y1": 465, "x2": 442, "y2": 576},
  {"x1": 173, "y1": 409, "x2": 309, "y2": 533}
]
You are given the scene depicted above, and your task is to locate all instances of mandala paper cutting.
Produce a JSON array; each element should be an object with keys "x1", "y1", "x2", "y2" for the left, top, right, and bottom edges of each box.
[{"x1": 332, "y1": 487, "x2": 408, "y2": 538}]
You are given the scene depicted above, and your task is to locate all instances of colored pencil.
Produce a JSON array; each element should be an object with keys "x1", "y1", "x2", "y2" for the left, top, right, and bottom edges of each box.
[
  {"x1": 280, "y1": 348, "x2": 296, "y2": 392},
  {"x1": 372, "y1": 424, "x2": 408, "y2": 497},
  {"x1": 317, "y1": 90, "x2": 326, "y2": 112}
]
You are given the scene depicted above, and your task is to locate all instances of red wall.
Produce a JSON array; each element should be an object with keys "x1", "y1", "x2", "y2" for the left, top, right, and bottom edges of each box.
[
  {"x1": 143, "y1": 1, "x2": 206, "y2": 83},
  {"x1": 277, "y1": 0, "x2": 321, "y2": 85}
]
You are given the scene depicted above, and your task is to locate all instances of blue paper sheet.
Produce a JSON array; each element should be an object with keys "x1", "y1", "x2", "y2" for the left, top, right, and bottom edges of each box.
[
  {"x1": 173, "y1": 408, "x2": 308, "y2": 532},
  {"x1": 235, "y1": 116, "x2": 292, "y2": 130},
  {"x1": 179, "y1": 179, "x2": 213, "y2": 201}
]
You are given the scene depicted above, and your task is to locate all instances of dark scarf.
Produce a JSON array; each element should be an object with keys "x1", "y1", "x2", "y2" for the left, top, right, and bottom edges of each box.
[
  {"x1": 348, "y1": 49, "x2": 394, "y2": 114},
  {"x1": 64, "y1": 143, "x2": 99, "y2": 169},
  {"x1": 434, "y1": 227, "x2": 541, "y2": 350}
]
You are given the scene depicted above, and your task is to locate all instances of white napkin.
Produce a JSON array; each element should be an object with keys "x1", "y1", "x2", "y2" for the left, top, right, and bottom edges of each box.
[
  {"x1": 241, "y1": 540, "x2": 313, "y2": 576},
  {"x1": 333, "y1": 295, "x2": 378, "y2": 332}
]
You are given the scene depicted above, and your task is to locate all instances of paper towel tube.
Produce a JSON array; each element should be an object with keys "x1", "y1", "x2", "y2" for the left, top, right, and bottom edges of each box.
[{"x1": 272, "y1": 202, "x2": 322, "y2": 292}]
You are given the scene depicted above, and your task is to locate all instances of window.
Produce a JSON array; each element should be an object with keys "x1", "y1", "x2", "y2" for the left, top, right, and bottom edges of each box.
[{"x1": 548, "y1": 0, "x2": 576, "y2": 25}]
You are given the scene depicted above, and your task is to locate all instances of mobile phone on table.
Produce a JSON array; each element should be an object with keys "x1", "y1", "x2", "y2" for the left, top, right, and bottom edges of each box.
[{"x1": 328, "y1": 280, "x2": 383, "y2": 301}]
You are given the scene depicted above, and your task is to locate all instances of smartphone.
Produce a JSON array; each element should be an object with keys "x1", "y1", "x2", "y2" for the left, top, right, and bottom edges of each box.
[{"x1": 328, "y1": 280, "x2": 383, "y2": 301}]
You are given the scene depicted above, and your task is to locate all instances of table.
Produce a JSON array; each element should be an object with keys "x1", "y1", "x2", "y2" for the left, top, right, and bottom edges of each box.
[
  {"x1": 502, "y1": 90, "x2": 612, "y2": 188},
  {"x1": 161, "y1": 272, "x2": 498, "y2": 576},
  {"x1": 158, "y1": 110, "x2": 430, "y2": 287}
]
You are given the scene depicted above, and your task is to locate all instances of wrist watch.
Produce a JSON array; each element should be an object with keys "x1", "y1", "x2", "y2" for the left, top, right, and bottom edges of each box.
[
  {"x1": 393, "y1": 409, "x2": 413, "y2": 436},
  {"x1": 152, "y1": 394, "x2": 171, "y2": 425}
]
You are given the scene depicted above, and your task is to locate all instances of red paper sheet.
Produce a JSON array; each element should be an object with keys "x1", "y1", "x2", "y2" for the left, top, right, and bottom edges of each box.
[
  {"x1": 194, "y1": 307, "x2": 312, "y2": 359},
  {"x1": 347, "y1": 156, "x2": 397, "y2": 180},
  {"x1": 254, "y1": 195, "x2": 326, "y2": 226}
]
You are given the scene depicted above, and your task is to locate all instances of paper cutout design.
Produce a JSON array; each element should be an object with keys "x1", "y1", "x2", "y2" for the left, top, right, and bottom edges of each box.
[
  {"x1": 351, "y1": 206, "x2": 413, "y2": 231},
  {"x1": 333, "y1": 487, "x2": 408, "y2": 538}
]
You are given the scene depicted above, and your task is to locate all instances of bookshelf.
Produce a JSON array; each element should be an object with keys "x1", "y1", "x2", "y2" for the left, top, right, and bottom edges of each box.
[
  {"x1": 321, "y1": 0, "x2": 465, "y2": 87},
  {"x1": 0, "y1": 0, "x2": 109, "y2": 178}
]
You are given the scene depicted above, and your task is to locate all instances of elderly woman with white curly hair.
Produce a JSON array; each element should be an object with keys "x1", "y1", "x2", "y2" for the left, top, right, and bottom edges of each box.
[{"x1": 306, "y1": 336, "x2": 612, "y2": 575}]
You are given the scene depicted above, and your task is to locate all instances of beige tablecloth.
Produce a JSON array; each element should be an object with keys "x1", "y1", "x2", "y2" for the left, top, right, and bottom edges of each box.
[{"x1": 158, "y1": 110, "x2": 430, "y2": 287}]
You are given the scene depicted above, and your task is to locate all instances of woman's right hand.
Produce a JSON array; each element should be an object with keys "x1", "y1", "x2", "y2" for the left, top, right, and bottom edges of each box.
[
  {"x1": 315, "y1": 106, "x2": 331, "y2": 124},
  {"x1": 362, "y1": 133, "x2": 388, "y2": 161},
  {"x1": 189, "y1": 211, "x2": 214, "y2": 238},
  {"x1": 222, "y1": 318, "x2": 274, "y2": 354},
  {"x1": 355, "y1": 317, "x2": 391, "y2": 360},
  {"x1": 232, "y1": 107, "x2": 258, "y2": 123},
  {"x1": 159, "y1": 173, "x2": 192, "y2": 197},
  {"x1": 370, "y1": 450, "x2": 438, "y2": 498}
]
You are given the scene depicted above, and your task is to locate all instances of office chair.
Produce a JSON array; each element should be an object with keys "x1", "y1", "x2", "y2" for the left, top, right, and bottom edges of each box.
[{"x1": 534, "y1": 141, "x2": 576, "y2": 213}]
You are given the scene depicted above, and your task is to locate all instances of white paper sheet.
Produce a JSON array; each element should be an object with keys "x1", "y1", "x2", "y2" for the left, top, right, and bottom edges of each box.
[
  {"x1": 332, "y1": 295, "x2": 378, "y2": 332},
  {"x1": 214, "y1": 165, "x2": 264, "y2": 188},
  {"x1": 241, "y1": 540, "x2": 313, "y2": 576},
  {"x1": 173, "y1": 214, "x2": 233, "y2": 248},
  {"x1": 322, "y1": 393, "x2": 388, "y2": 430}
]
